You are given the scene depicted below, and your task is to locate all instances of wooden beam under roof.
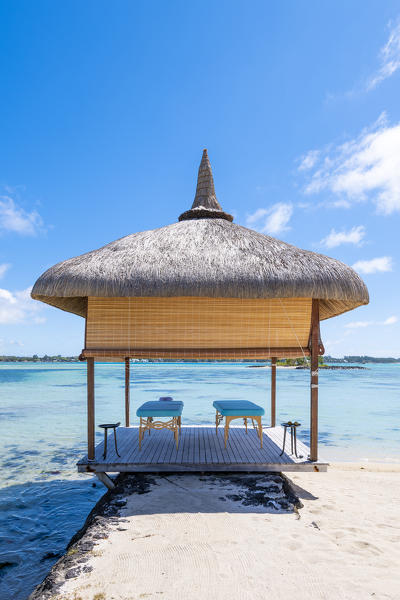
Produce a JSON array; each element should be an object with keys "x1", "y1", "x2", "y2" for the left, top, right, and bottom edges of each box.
[{"x1": 80, "y1": 347, "x2": 311, "y2": 360}]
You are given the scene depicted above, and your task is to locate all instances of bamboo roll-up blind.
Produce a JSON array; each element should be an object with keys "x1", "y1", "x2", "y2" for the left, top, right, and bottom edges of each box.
[{"x1": 85, "y1": 297, "x2": 312, "y2": 358}]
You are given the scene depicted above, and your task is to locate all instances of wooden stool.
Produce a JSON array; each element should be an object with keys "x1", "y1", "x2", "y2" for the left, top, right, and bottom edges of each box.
[
  {"x1": 280, "y1": 421, "x2": 301, "y2": 457},
  {"x1": 99, "y1": 422, "x2": 121, "y2": 459}
]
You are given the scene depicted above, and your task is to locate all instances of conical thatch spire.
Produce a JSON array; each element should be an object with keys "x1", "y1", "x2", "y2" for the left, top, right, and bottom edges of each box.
[
  {"x1": 179, "y1": 149, "x2": 233, "y2": 222},
  {"x1": 193, "y1": 149, "x2": 221, "y2": 210}
]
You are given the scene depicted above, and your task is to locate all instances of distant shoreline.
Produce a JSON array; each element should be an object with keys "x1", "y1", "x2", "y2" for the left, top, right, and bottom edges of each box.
[
  {"x1": 248, "y1": 364, "x2": 367, "y2": 370},
  {"x1": 1, "y1": 356, "x2": 398, "y2": 365}
]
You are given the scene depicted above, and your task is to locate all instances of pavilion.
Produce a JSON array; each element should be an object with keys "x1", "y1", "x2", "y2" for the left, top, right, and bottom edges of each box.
[{"x1": 32, "y1": 150, "x2": 369, "y2": 482}]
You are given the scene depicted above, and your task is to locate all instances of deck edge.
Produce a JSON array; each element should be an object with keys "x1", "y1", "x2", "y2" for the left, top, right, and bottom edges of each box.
[{"x1": 77, "y1": 462, "x2": 329, "y2": 473}]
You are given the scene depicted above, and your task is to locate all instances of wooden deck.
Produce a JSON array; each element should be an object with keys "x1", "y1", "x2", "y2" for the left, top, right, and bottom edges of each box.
[{"x1": 77, "y1": 426, "x2": 328, "y2": 473}]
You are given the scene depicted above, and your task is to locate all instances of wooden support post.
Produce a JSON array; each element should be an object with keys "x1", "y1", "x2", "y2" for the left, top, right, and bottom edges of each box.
[
  {"x1": 310, "y1": 299, "x2": 319, "y2": 462},
  {"x1": 125, "y1": 357, "x2": 130, "y2": 427},
  {"x1": 271, "y1": 357, "x2": 277, "y2": 427},
  {"x1": 87, "y1": 357, "x2": 95, "y2": 461},
  {"x1": 95, "y1": 472, "x2": 115, "y2": 490}
]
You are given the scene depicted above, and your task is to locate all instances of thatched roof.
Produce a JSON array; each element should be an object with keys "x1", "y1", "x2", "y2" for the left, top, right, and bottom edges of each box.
[{"x1": 32, "y1": 149, "x2": 368, "y2": 320}]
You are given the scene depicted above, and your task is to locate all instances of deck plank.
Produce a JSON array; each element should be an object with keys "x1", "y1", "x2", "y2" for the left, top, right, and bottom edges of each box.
[
  {"x1": 182, "y1": 426, "x2": 190, "y2": 463},
  {"x1": 77, "y1": 426, "x2": 328, "y2": 473},
  {"x1": 150, "y1": 428, "x2": 167, "y2": 464},
  {"x1": 224, "y1": 431, "x2": 243, "y2": 463},
  {"x1": 187, "y1": 427, "x2": 195, "y2": 464},
  {"x1": 163, "y1": 428, "x2": 180, "y2": 464},
  {"x1": 264, "y1": 427, "x2": 287, "y2": 462},
  {"x1": 136, "y1": 427, "x2": 162, "y2": 463},
  {"x1": 218, "y1": 427, "x2": 241, "y2": 463},
  {"x1": 125, "y1": 428, "x2": 141, "y2": 463},
  {"x1": 153, "y1": 429, "x2": 172, "y2": 464},
  {"x1": 267, "y1": 427, "x2": 297, "y2": 463},
  {"x1": 199, "y1": 427, "x2": 207, "y2": 463},
  {"x1": 174, "y1": 425, "x2": 186, "y2": 464},
  {"x1": 207, "y1": 424, "x2": 224, "y2": 464},
  {"x1": 236, "y1": 427, "x2": 265, "y2": 463},
  {"x1": 193, "y1": 427, "x2": 200, "y2": 464},
  {"x1": 228, "y1": 428, "x2": 249, "y2": 463}
]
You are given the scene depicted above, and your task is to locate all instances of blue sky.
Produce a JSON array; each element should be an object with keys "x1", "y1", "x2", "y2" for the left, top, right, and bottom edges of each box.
[{"x1": 1, "y1": 0, "x2": 399, "y2": 357}]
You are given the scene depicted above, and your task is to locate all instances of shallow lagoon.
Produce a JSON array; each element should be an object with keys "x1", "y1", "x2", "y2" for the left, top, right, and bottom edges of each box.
[{"x1": 0, "y1": 361, "x2": 399, "y2": 599}]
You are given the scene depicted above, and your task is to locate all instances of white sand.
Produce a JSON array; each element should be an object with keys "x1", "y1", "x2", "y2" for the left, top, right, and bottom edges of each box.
[{"x1": 59, "y1": 464, "x2": 400, "y2": 600}]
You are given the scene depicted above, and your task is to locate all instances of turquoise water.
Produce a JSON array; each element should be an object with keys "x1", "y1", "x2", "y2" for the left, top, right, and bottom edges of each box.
[{"x1": 0, "y1": 361, "x2": 399, "y2": 599}]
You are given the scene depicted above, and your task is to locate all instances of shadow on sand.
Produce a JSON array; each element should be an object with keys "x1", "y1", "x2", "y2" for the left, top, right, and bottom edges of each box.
[{"x1": 9, "y1": 471, "x2": 318, "y2": 599}]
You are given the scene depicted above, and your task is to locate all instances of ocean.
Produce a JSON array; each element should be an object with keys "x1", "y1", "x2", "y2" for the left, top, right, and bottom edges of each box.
[{"x1": 0, "y1": 361, "x2": 399, "y2": 599}]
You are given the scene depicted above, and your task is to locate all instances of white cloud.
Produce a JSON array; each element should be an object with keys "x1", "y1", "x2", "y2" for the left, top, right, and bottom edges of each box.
[
  {"x1": 299, "y1": 114, "x2": 400, "y2": 215},
  {"x1": 265, "y1": 204, "x2": 293, "y2": 234},
  {"x1": 298, "y1": 150, "x2": 320, "y2": 171},
  {"x1": 246, "y1": 203, "x2": 293, "y2": 235},
  {"x1": 345, "y1": 316, "x2": 398, "y2": 329},
  {"x1": 345, "y1": 321, "x2": 374, "y2": 329},
  {"x1": 246, "y1": 208, "x2": 268, "y2": 225},
  {"x1": 326, "y1": 19, "x2": 400, "y2": 102},
  {"x1": 331, "y1": 199, "x2": 351, "y2": 209},
  {"x1": 0, "y1": 263, "x2": 10, "y2": 279},
  {"x1": 0, "y1": 196, "x2": 44, "y2": 235},
  {"x1": 352, "y1": 256, "x2": 393, "y2": 274},
  {"x1": 5, "y1": 339, "x2": 24, "y2": 348},
  {"x1": 0, "y1": 286, "x2": 46, "y2": 325},
  {"x1": 320, "y1": 225, "x2": 366, "y2": 249},
  {"x1": 323, "y1": 337, "x2": 346, "y2": 353},
  {"x1": 367, "y1": 19, "x2": 400, "y2": 90},
  {"x1": 383, "y1": 316, "x2": 398, "y2": 325}
]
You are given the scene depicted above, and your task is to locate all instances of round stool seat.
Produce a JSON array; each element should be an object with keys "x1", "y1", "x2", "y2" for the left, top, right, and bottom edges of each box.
[{"x1": 99, "y1": 422, "x2": 120, "y2": 429}]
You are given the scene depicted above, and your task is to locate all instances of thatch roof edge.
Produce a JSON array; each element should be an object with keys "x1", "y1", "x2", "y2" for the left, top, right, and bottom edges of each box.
[{"x1": 31, "y1": 217, "x2": 369, "y2": 321}]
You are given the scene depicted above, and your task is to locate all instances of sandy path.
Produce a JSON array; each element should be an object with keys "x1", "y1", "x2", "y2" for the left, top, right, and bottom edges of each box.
[{"x1": 58, "y1": 464, "x2": 400, "y2": 600}]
